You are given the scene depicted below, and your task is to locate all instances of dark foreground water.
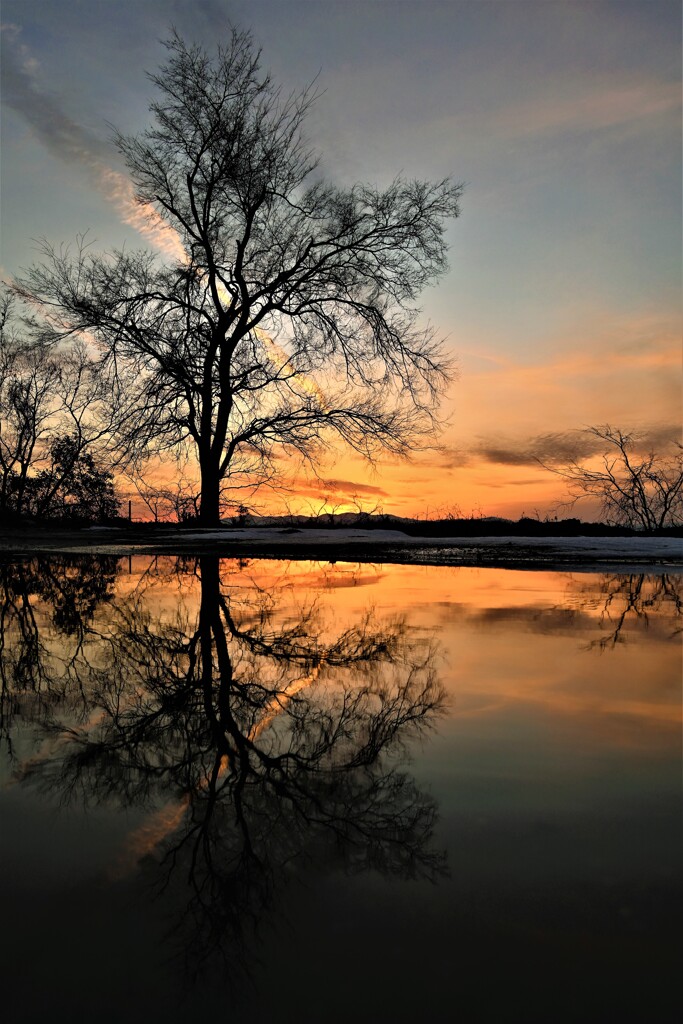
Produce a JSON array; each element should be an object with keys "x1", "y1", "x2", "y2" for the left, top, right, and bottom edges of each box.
[{"x1": 0, "y1": 556, "x2": 680, "y2": 1023}]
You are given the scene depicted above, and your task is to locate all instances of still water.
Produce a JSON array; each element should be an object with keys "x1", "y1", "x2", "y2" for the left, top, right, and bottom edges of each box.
[{"x1": 0, "y1": 556, "x2": 680, "y2": 1023}]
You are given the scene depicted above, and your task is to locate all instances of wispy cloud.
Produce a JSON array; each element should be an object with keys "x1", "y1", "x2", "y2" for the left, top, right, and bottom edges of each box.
[
  {"x1": 473, "y1": 431, "x2": 600, "y2": 468},
  {"x1": 449, "y1": 315, "x2": 682, "y2": 450},
  {"x1": 465, "y1": 337, "x2": 681, "y2": 391},
  {"x1": 294, "y1": 476, "x2": 388, "y2": 500},
  {"x1": 471, "y1": 423, "x2": 682, "y2": 469},
  {"x1": 1, "y1": 25, "x2": 185, "y2": 261},
  {"x1": 490, "y1": 75, "x2": 681, "y2": 140}
]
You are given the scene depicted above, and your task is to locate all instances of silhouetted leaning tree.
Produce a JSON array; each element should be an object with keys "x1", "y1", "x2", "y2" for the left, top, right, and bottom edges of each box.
[{"x1": 15, "y1": 28, "x2": 461, "y2": 525}]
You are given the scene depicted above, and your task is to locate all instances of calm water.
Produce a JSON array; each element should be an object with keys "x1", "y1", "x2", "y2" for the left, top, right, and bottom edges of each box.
[{"x1": 0, "y1": 556, "x2": 680, "y2": 1023}]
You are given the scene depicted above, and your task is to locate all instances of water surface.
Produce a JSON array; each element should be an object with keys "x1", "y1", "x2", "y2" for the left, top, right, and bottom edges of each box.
[{"x1": 0, "y1": 557, "x2": 680, "y2": 1022}]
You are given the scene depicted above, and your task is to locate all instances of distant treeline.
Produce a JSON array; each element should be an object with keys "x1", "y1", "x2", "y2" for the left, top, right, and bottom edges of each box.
[
  {"x1": 3, "y1": 508, "x2": 681, "y2": 537},
  {"x1": 390, "y1": 517, "x2": 682, "y2": 538},
  {"x1": 263, "y1": 514, "x2": 682, "y2": 538},
  {"x1": 6, "y1": 512, "x2": 673, "y2": 538}
]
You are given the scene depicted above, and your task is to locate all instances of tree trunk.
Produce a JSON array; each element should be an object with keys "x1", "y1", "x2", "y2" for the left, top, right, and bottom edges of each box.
[{"x1": 199, "y1": 458, "x2": 221, "y2": 526}]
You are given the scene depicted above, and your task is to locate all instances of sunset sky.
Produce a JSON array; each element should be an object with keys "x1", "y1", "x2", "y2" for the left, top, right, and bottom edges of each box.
[{"x1": 1, "y1": 0, "x2": 681, "y2": 520}]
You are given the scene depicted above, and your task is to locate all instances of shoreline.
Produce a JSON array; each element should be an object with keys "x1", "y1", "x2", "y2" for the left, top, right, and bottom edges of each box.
[{"x1": 1, "y1": 526, "x2": 681, "y2": 573}]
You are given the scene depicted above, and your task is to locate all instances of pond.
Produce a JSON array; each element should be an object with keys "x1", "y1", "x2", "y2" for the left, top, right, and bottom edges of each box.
[{"x1": 0, "y1": 556, "x2": 680, "y2": 1023}]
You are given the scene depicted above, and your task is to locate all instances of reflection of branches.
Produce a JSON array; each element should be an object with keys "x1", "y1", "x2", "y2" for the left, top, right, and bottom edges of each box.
[
  {"x1": 577, "y1": 573, "x2": 683, "y2": 650},
  {"x1": 0, "y1": 556, "x2": 118, "y2": 755},
  {"x1": 10, "y1": 555, "x2": 446, "y2": 981}
]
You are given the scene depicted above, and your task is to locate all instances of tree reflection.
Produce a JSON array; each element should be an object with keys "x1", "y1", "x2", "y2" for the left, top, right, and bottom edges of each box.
[
  {"x1": 570, "y1": 573, "x2": 683, "y2": 650},
  {"x1": 0, "y1": 555, "x2": 118, "y2": 756},
  {"x1": 3, "y1": 555, "x2": 446, "y2": 977}
]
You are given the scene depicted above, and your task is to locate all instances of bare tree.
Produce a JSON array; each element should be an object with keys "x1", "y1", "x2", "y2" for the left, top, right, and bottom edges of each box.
[
  {"x1": 0, "y1": 291, "x2": 57, "y2": 514},
  {"x1": 15, "y1": 28, "x2": 461, "y2": 525},
  {"x1": 548, "y1": 425, "x2": 683, "y2": 530},
  {"x1": 0, "y1": 289, "x2": 126, "y2": 519},
  {"x1": 122, "y1": 464, "x2": 201, "y2": 522}
]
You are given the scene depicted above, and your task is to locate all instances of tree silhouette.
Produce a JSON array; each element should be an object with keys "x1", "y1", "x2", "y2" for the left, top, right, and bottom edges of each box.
[
  {"x1": 16, "y1": 28, "x2": 461, "y2": 524},
  {"x1": 0, "y1": 289, "x2": 124, "y2": 521},
  {"x1": 548, "y1": 425, "x2": 683, "y2": 530},
  {"x1": 24, "y1": 434, "x2": 119, "y2": 520}
]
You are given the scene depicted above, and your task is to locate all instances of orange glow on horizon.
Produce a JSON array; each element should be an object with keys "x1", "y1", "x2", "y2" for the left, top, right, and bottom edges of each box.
[{"x1": 114, "y1": 309, "x2": 680, "y2": 523}]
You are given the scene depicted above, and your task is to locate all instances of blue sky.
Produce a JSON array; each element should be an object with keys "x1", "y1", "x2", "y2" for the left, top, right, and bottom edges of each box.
[{"x1": 1, "y1": 0, "x2": 680, "y2": 517}]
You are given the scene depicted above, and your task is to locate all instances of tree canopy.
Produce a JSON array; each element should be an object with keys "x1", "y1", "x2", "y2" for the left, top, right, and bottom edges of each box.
[{"x1": 15, "y1": 28, "x2": 461, "y2": 524}]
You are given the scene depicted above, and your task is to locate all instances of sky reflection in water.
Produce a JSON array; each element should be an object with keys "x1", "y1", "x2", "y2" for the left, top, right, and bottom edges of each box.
[{"x1": 0, "y1": 557, "x2": 680, "y2": 1023}]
